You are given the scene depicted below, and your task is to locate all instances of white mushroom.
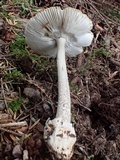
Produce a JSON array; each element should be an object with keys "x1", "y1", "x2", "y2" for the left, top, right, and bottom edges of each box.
[{"x1": 25, "y1": 7, "x2": 93, "y2": 160}]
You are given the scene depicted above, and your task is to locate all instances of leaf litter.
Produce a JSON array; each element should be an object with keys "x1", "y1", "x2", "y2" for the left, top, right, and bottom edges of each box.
[{"x1": 0, "y1": 0, "x2": 120, "y2": 159}]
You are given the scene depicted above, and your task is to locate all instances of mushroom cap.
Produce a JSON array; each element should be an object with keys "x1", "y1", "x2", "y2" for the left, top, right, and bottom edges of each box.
[{"x1": 25, "y1": 7, "x2": 93, "y2": 57}]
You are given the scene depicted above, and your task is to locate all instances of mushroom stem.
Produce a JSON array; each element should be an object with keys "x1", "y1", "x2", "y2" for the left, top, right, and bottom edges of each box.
[
  {"x1": 56, "y1": 37, "x2": 71, "y2": 122},
  {"x1": 43, "y1": 37, "x2": 76, "y2": 159}
]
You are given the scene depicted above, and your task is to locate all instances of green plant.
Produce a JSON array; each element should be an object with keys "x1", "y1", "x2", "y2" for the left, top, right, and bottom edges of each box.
[
  {"x1": 0, "y1": 5, "x2": 11, "y2": 19},
  {"x1": 15, "y1": 0, "x2": 39, "y2": 16},
  {"x1": 11, "y1": 0, "x2": 19, "y2": 3},
  {"x1": 10, "y1": 36, "x2": 57, "y2": 74},
  {"x1": 87, "y1": 154, "x2": 94, "y2": 160},
  {"x1": 10, "y1": 36, "x2": 41, "y2": 61},
  {"x1": 78, "y1": 61, "x2": 93, "y2": 74},
  {"x1": 91, "y1": 48, "x2": 110, "y2": 58},
  {"x1": 10, "y1": 36, "x2": 28, "y2": 58},
  {"x1": 110, "y1": 8, "x2": 120, "y2": 21},
  {"x1": 70, "y1": 83, "x2": 79, "y2": 93},
  {"x1": 5, "y1": 69, "x2": 23, "y2": 82},
  {"x1": 39, "y1": 57, "x2": 53, "y2": 71},
  {"x1": 8, "y1": 98, "x2": 24, "y2": 112},
  {"x1": 21, "y1": 0, "x2": 29, "y2": 15},
  {"x1": 10, "y1": 0, "x2": 29, "y2": 15},
  {"x1": 0, "y1": 1, "x2": 2, "y2": 5}
]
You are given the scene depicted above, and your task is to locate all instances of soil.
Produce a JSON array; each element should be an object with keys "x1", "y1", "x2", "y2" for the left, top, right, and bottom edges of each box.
[{"x1": 0, "y1": 0, "x2": 120, "y2": 160}]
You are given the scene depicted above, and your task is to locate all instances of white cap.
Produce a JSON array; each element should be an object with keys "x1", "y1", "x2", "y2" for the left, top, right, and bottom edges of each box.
[{"x1": 25, "y1": 7, "x2": 93, "y2": 57}]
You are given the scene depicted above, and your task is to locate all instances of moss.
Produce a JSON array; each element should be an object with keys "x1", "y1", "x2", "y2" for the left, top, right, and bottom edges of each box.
[
  {"x1": 4, "y1": 69, "x2": 23, "y2": 82},
  {"x1": 10, "y1": 36, "x2": 28, "y2": 58},
  {"x1": 8, "y1": 98, "x2": 24, "y2": 112},
  {"x1": 110, "y1": 8, "x2": 120, "y2": 21},
  {"x1": 70, "y1": 83, "x2": 79, "y2": 93},
  {"x1": 91, "y1": 48, "x2": 110, "y2": 58}
]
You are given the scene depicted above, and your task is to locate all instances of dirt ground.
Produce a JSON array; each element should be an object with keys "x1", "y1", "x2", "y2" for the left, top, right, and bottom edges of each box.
[{"x1": 0, "y1": 0, "x2": 120, "y2": 160}]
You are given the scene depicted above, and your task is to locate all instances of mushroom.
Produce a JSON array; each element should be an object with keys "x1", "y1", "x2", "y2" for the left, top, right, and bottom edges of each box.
[{"x1": 25, "y1": 7, "x2": 93, "y2": 160}]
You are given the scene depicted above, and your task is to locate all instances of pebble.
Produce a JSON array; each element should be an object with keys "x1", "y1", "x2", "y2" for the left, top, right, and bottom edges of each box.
[
  {"x1": 0, "y1": 101, "x2": 6, "y2": 110},
  {"x1": 12, "y1": 144, "x2": 22, "y2": 158},
  {"x1": 23, "y1": 87, "x2": 40, "y2": 98}
]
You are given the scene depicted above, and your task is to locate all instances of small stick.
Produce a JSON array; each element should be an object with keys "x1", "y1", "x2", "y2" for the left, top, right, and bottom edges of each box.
[
  {"x1": 0, "y1": 127, "x2": 23, "y2": 136},
  {"x1": 95, "y1": 24, "x2": 104, "y2": 32},
  {"x1": 94, "y1": 31, "x2": 100, "y2": 44},
  {"x1": 15, "y1": 114, "x2": 29, "y2": 122},
  {"x1": 110, "y1": 37, "x2": 120, "y2": 50},
  {"x1": 29, "y1": 119, "x2": 40, "y2": 130},
  {"x1": 71, "y1": 93, "x2": 91, "y2": 112},
  {"x1": 0, "y1": 78, "x2": 8, "y2": 108},
  {"x1": 0, "y1": 121, "x2": 27, "y2": 128},
  {"x1": 109, "y1": 58, "x2": 120, "y2": 67}
]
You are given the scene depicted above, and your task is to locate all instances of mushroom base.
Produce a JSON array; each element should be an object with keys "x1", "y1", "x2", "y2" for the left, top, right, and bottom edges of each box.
[{"x1": 44, "y1": 117, "x2": 76, "y2": 160}]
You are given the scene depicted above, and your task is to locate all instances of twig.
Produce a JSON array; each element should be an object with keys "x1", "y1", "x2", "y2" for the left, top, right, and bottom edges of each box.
[
  {"x1": 94, "y1": 31, "x2": 100, "y2": 44},
  {"x1": 15, "y1": 102, "x2": 43, "y2": 121},
  {"x1": 110, "y1": 37, "x2": 120, "y2": 50},
  {"x1": 95, "y1": 24, "x2": 104, "y2": 32},
  {"x1": 0, "y1": 127, "x2": 23, "y2": 136},
  {"x1": 0, "y1": 113, "x2": 12, "y2": 123},
  {"x1": 109, "y1": 58, "x2": 120, "y2": 67},
  {"x1": 0, "y1": 78, "x2": 8, "y2": 108},
  {"x1": 89, "y1": 0, "x2": 119, "y2": 25},
  {"x1": 0, "y1": 121, "x2": 27, "y2": 128},
  {"x1": 29, "y1": 119, "x2": 40, "y2": 130},
  {"x1": 71, "y1": 93, "x2": 91, "y2": 112},
  {"x1": 15, "y1": 114, "x2": 29, "y2": 122},
  {"x1": 89, "y1": 1, "x2": 109, "y2": 25}
]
